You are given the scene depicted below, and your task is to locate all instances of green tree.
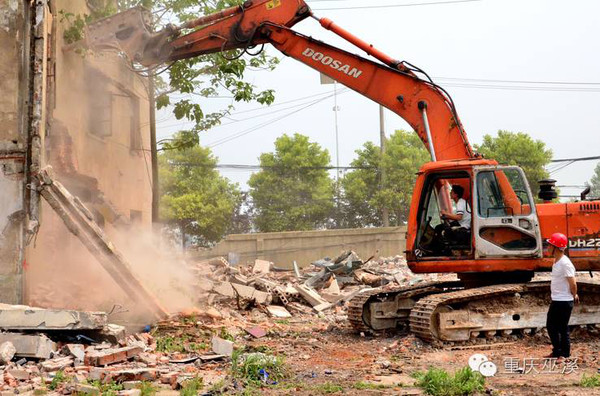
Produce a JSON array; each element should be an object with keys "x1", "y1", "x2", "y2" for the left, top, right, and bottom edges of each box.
[
  {"x1": 131, "y1": 0, "x2": 277, "y2": 149},
  {"x1": 342, "y1": 130, "x2": 429, "y2": 227},
  {"x1": 249, "y1": 134, "x2": 334, "y2": 232},
  {"x1": 159, "y1": 134, "x2": 240, "y2": 247},
  {"x1": 475, "y1": 130, "x2": 553, "y2": 193},
  {"x1": 588, "y1": 162, "x2": 600, "y2": 198}
]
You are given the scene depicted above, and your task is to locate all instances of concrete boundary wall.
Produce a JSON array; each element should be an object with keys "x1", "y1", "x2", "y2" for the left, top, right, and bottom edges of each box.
[{"x1": 189, "y1": 227, "x2": 408, "y2": 268}]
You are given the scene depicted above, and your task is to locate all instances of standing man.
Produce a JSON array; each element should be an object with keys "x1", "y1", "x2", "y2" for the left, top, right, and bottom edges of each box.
[{"x1": 546, "y1": 232, "x2": 578, "y2": 360}]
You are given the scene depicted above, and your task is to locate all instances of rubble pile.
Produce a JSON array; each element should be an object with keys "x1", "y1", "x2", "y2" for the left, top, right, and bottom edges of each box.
[
  {"x1": 192, "y1": 251, "x2": 452, "y2": 320},
  {"x1": 0, "y1": 252, "x2": 451, "y2": 394},
  {"x1": 0, "y1": 307, "x2": 241, "y2": 394}
]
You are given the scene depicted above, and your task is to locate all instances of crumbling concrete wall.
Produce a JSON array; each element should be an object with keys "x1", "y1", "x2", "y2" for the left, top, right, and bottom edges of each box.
[
  {"x1": 191, "y1": 227, "x2": 408, "y2": 268},
  {"x1": 24, "y1": 0, "x2": 153, "y2": 310},
  {"x1": 0, "y1": 0, "x2": 27, "y2": 303}
]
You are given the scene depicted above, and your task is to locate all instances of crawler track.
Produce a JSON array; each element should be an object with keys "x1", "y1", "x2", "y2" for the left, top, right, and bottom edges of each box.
[
  {"x1": 409, "y1": 280, "x2": 600, "y2": 345},
  {"x1": 347, "y1": 281, "x2": 462, "y2": 333},
  {"x1": 349, "y1": 279, "x2": 600, "y2": 346}
]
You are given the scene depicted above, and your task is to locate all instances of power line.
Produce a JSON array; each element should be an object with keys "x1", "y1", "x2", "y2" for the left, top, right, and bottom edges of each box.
[
  {"x1": 155, "y1": 89, "x2": 349, "y2": 131},
  {"x1": 551, "y1": 155, "x2": 600, "y2": 163},
  {"x1": 168, "y1": 162, "x2": 373, "y2": 170},
  {"x1": 206, "y1": 91, "x2": 349, "y2": 148},
  {"x1": 436, "y1": 76, "x2": 600, "y2": 86},
  {"x1": 442, "y1": 83, "x2": 600, "y2": 93},
  {"x1": 312, "y1": 0, "x2": 482, "y2": 11}
]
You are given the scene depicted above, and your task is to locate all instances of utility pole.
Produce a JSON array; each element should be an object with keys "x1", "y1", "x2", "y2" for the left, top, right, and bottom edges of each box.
[
  {"x1": 333, "y1": 81, "x2": 340, "y2": 182},
  {"x1": 149, "y1": 72, "x2": 159, "y2": 223},
  {"x1": 380, "y1": 105, "x2": 390, "y2": 227}
]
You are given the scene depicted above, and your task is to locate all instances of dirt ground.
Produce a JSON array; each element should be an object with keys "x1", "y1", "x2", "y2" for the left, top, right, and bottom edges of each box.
[{"x1": 153, "y1": 311, "x2": 600, "y2": 396}]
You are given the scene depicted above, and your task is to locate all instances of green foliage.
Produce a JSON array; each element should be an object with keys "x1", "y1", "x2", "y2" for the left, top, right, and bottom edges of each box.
[
  {"x1": 249, "y1": 133, "x2": 334, "y2": 232},
  {"x1": 352, "y1": 381, "x2": 394, "y2": 390},
  {"x1": 48, "y1": 371, "x2": 68, "y2": 391},
  {"x1": 156, "y1": 335, "x2": 186, "y2": 353},
  {"x1": 137, "y1": 381, "x2": 158, "y2": 396},
  {"x1": 231, "y1": 350, "x2": 287, "y2": 386},
  {"x1": 122, "y1": 0, "x2": 278, "y2": 150},
  {"x1": 588, "y1": 162, "x2": 600, "y2": 198},
  {"x1": 90, "y1": 380, "x2": 125, "y2": 396},
  {"x1": 159, "y1": 134, "x2": 241, "y2": 246},
  {"x1": 219, "y1": 327, "x2": 235, "y2": 341},
  {"x1": 341, "y1": 130, "x2": 429, "y2": 227},
  {"x1": 413, "y1": 367, "x2": 485, "y2": 396},
  {"x1": 59, "y1": 11, "x2": 91, "y2": 44},
  {"x1": 155, "y1": 334, "x2": 206, "y2": 353},
  {"x1": 179, "y1": 377, "x2": 204, "y2": 396},
  {"x1": 208, "y1": 379, "x2": 226, "y2": 394},
  {"x1": 312, "y1": 382, "x2": 344, "y2": 393},
  {"x1": 59, "y1": 1, "x2": 116, "y2": 44},
  {"x1": 475, "y1": 130, "x2": 553, "y2": 194},
  {"x1": 580, "y1": 373, "x2": 600, "y2": 387}
]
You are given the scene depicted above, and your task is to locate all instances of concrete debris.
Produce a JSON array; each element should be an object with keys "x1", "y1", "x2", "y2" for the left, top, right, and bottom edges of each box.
[
  {"x1": 0, "y1": 251, "x2": 442, "y2": 394},
  {"x1": 294, "y1": 284, "x2": 329, "y2": 309},
  {"x1": 211, "y1": 336, "x2": 234, "y2": 357},
  {"x1": 0, "y1": 333, "x2": 56, "y2": 359},
  {"x1": 266, "y1": 305, "x2": 292, "y2": 318},
  {"x1": 191, "y1": 251, "x2": 440, "y2": 323},
  {"x1": 230, "y1": 283, "x2": 272, "y2": 305},
  {"x1": 64, "y1": 344, "x2": 85, "y2": 361},
  {"x1": 0, "y1": 303, "x2": 107, "y2": 330},
  {"x1": 0, "y1": 341, "x2": 16, "y2": 364},
  {"x1": 103, "y1": 323, "x2": 127, "y2": 343},
  {"x1": 252, "y1": 259, "x2": 271, "y2": 274}
]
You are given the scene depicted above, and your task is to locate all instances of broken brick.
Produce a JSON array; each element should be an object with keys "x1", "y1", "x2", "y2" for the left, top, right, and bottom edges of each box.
[
  {"x1": 7, "y1": 369, "x2": 29, "y2": 381},
  {"x1": 74, "y1": 383, "x2": 100, "y2": 395},
  {"x1": 85, "y1": 346, "x2": 142, "y2": 366},
  {"x1": 106, "y1": 368, "x2": 158, "y2": 382},
  {"x1": 40, "y1": 357, "x2": 74, "y2": 372}
]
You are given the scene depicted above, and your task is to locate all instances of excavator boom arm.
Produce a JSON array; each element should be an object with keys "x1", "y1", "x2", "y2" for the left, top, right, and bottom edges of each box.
[{"x1": 84, "y1": 0, "x2": 473, "y2": 160}]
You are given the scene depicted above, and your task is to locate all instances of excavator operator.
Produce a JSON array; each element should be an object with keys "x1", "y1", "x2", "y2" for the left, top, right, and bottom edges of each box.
[{"x1": 439, "y1": 185, "x2": 471, "y2": 246}]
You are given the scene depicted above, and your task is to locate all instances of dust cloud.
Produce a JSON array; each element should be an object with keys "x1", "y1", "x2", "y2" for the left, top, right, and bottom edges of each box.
[{"x1": 27, "y1": 199, "x2": 198, "y2": 329}]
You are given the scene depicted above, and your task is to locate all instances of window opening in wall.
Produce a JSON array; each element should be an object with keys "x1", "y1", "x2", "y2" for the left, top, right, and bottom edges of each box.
[
  {"x1": 130, "y1": 209, "x2": 142, "y2": 224},
  {"x1": 85, "y1": 67, "x2": 141, "y2": 149}
]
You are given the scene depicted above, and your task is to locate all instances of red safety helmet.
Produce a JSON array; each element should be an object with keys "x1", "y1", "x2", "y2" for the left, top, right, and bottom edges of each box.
[{"x1": 547, "y1": 232, "x2": 568, "y2": 250}]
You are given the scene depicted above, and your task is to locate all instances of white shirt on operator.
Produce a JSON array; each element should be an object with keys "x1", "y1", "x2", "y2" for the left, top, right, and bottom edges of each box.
[
  {"x1": 455, "y1": 198, "x2": 471, "y2": 229},
  {"x1": 551, "y1": 255, "x2": 576, "y2": 301}
]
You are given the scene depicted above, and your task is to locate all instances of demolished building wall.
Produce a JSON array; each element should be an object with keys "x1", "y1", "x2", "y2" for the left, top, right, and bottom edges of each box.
[
  {"x1": 0, "y1": 0, "x2": 154, "y2": 309},
  {"x1": 0, "y1": 0, "x2": 29, "y2": 303}
]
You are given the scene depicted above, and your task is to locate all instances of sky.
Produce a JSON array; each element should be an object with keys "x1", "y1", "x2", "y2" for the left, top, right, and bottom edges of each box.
[{"x1": 157, "y1": 0, "x2": 600, "y2": 198}]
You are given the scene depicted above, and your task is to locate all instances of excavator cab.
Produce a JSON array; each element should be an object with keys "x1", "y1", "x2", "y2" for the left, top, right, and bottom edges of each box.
[
  {"x1": 410, "y1": 162, "x2": 543, "y2": 265},
  {"x1": 414, "y1": 170, "x2": 473, "y2": 258},
  {"x1": 472, "y1": 165, "x2": 542, "y2": 259}
]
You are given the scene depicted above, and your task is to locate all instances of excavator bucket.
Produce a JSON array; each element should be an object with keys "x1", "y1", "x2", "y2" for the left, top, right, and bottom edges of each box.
[{"x1": 72, "y1": 7, "x2": 175, "y2": 66}]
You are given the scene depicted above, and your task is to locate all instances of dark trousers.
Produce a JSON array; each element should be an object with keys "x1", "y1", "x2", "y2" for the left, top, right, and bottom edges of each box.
[{"x1": 546, "y1": 300, "x2": 574, "y2": 358}]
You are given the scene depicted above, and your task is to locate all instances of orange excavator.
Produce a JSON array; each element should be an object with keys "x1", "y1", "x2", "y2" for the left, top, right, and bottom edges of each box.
[{"x1": 84, "y1": 0, "x2": 600, "y2": 343}]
